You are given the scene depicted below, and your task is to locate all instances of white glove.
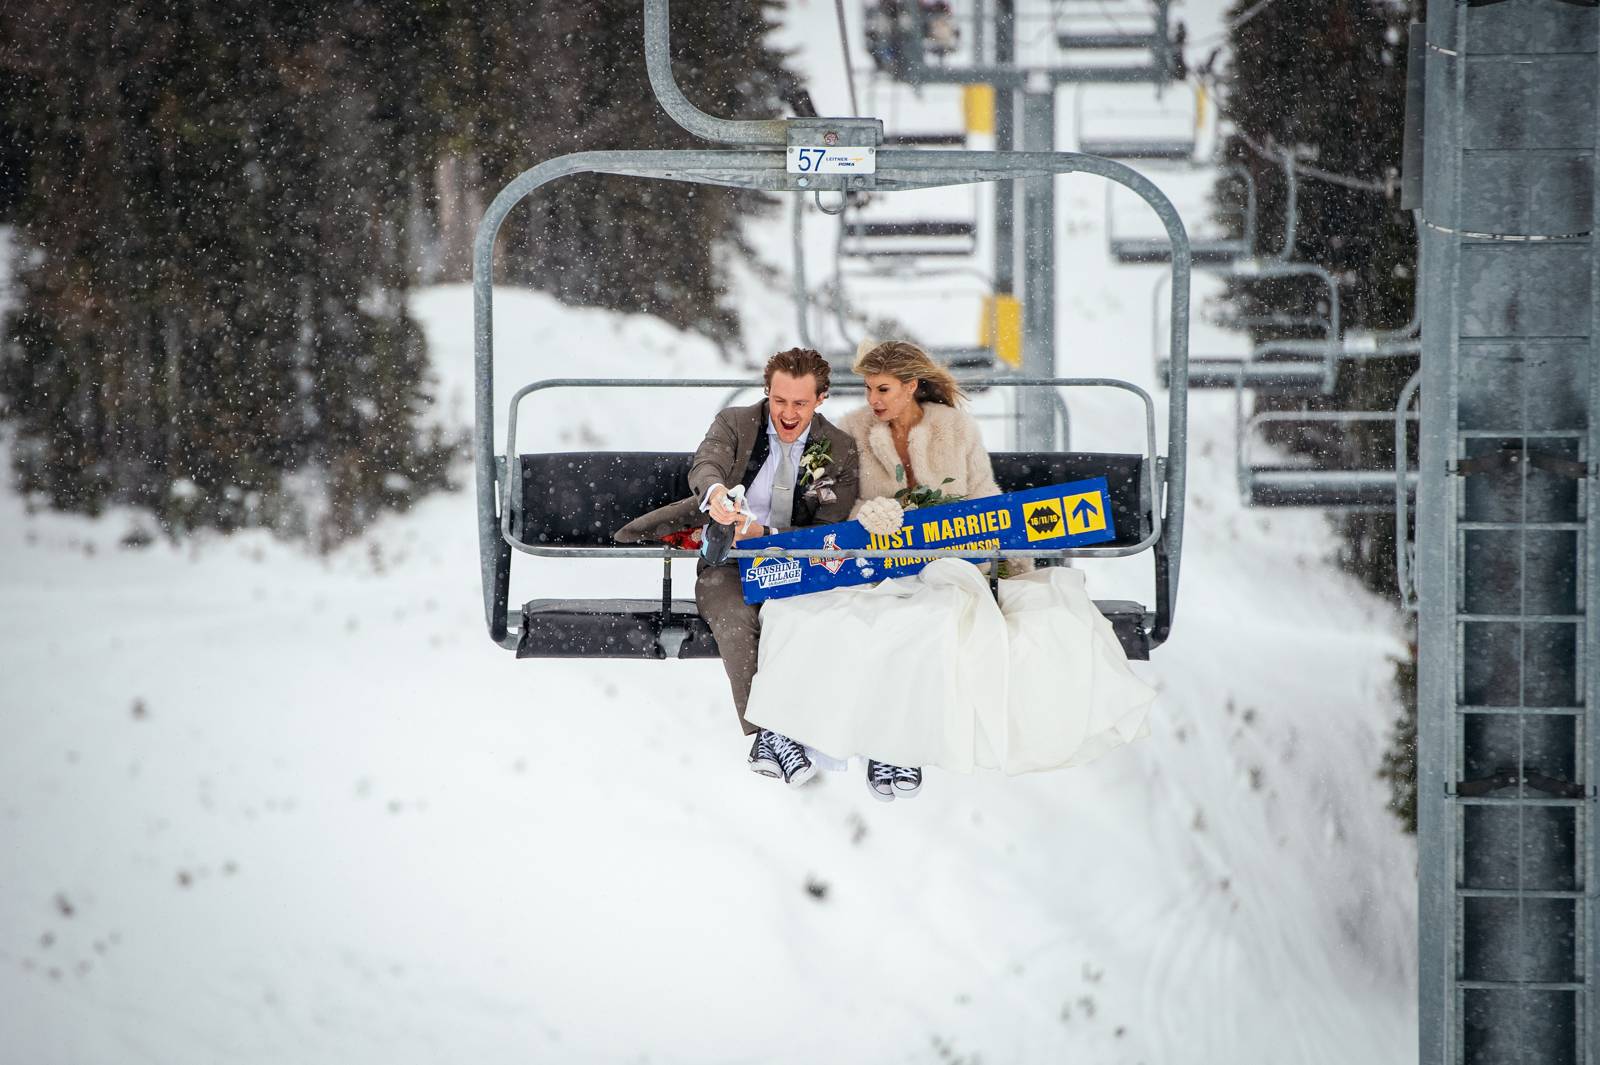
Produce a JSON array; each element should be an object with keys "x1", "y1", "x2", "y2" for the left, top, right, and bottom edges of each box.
[{"x1": 857, "y1": 496, "x2": 905, "y2": 537}]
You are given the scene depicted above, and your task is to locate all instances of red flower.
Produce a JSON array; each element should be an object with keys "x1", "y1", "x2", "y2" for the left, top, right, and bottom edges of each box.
[{"x1": 659, "y1": 526, "x2": 704, "y2": 551}]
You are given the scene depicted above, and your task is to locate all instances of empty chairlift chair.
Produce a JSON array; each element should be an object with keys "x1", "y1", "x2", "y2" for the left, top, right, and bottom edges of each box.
[
  {"x1": 1107, "y1": 165, "x2": 1255, "y2": 266},
  {"x1": 1053, "y1": 0, "x2": 1184, "y2": 84},
  {"x1": 1146, "y1": 270, "x2": 1336, "y2": 397},
  {"x1": 1236, "y1": 406, "x2": 1420, "y2": 509},
  {"x1": 874, "y1": 0, "x2": 1182, "y2": 89},
  {"x1": 840, "y1": 216, "x2": 978, "y2": 259},
  {"x1": 1074, "y1": 82, "x2": 1199, "y2": 163}
]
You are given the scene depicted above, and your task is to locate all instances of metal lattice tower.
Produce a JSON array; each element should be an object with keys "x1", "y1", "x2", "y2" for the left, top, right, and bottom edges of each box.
[{"x1": 1415, "y1": 1, "x2": 1600, "y2": 1061}]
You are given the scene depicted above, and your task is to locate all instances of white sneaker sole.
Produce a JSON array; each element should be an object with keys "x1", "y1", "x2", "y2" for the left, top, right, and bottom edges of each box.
[
  {"x1": 867, "y1": 783, "x2": 896, "y2": 803},
  {"x1": 785, "y1": 762, "x2": 819, "y2": 788},
  {"x1": 749, "y1": 760, "x2": 782, "y2": 779}
]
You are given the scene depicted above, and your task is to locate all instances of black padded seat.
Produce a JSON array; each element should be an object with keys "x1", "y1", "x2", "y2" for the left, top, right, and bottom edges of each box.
[
  {"x1": 519, "y1": 599, "x2": 719, "y2": 659},
  {"x1": 1078, "y1": 139, "x2": 1194, "y2": 162},
  {"x1": 1245, "y1": 469, "x2": 1418, "y2": 509},
  {"x1": 1109, "y1": 237, "x2": 1249, "y2": 265},
  {"x1": 846, "y1": 221, "x2": 976, "y2": 238},
  {"x1": 1158, "y1": 357, "x2": 1326, "y2": 395},
  {"x1": 514, "y1": 451, "x2": 1156, "y2": 661}
]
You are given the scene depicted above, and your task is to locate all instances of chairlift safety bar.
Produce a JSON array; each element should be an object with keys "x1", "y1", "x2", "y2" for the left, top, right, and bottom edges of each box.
[
  {"x1": 472, "y1": 0, "x2": 1192, "y2": 644},
  {"x1": 499, "y1": 376, "x2": 1163, "y2": 562}
]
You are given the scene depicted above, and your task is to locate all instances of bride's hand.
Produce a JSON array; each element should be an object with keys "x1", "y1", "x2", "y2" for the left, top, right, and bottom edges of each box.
[{"x1": 857, "y1": 496, "x2": 905, "y2": 536}]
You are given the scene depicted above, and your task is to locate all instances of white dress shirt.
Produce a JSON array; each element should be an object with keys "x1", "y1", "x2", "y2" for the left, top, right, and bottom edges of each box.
[{"x1": 744, "y1": 419, "x2": 811, "y2": 528}]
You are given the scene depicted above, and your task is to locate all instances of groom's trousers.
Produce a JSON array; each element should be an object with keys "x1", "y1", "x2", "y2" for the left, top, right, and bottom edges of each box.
[{"x1": 696, "y1": 562, "x2": 762, "y2": 736}]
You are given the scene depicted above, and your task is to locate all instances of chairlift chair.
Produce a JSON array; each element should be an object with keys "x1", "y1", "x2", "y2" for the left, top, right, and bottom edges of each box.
[
  {"x1": 1054, "y1": 0, "x2": 1174, "y2": 54},
  {"x1": 1073, "y1": 82, "x2": 1200, "y2": 163},
  {"x1": 472, "y1": 0, "x2": 1194, "y2": 665},
  {"x1": 840, "y1": 218, "x2": 979, "y2": 258},
  {"x1": 873, "y1": 0, "x2": 1182, "y2": 89},
  {"x1": 1236, "y1": 405, "x2": 1420, "y2": 509},
  {"x1": 1107, "y1": 164, "x2": 1255, "y2": 266}
]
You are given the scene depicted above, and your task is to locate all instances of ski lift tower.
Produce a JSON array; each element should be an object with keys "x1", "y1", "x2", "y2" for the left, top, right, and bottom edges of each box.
[
  {"x1": 1411, "y1": 3, "x2": 1599, "y2": 1062},
  {"x1": 882, "y1": 1, "x2": 1184, "y2": 450}
]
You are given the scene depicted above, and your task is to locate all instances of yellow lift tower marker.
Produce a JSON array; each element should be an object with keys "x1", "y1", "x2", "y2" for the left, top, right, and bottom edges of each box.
[
  {"x1": 963, "y1": 85, "x2": 995, "y2": 135},
  {"x1": 981, "y1": 293, "x2": 1023, "y2": 368}
]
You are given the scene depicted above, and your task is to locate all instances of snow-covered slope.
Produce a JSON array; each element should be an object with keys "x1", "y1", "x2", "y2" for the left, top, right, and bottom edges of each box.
[{"x1": 0, "y1": 4, "x2": 1416, "y2": 1063}]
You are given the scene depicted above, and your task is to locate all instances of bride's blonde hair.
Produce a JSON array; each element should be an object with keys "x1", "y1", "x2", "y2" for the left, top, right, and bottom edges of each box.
[{"x1": 852, "y1": 340, "x2": 965, "y2": 408}]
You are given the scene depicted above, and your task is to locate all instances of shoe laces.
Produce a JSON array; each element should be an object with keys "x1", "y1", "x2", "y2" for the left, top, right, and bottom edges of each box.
[
  {"x1": 869, "y1": 760, "x2": 899, "y2": 786},
  {"x1": 893, "y1": 765, "x2": 922, "y2": 787},
  {"x1": 766, "y1": 731, "x2": 809, "y2": 776}
]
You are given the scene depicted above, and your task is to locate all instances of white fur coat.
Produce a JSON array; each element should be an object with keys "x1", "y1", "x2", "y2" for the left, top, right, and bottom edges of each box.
[{"x1": 840, "y1": 402, "x2": 1001, "y2": 514}]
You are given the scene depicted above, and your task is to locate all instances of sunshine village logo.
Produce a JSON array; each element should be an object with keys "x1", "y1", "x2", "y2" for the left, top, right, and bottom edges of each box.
[{"x1": 744, "y1": 558, "x2": 803, "y2": 588}]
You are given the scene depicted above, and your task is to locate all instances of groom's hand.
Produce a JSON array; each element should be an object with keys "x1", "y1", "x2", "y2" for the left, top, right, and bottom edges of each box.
[{"x1": 707, "y1": 485, "x2": 741, "y2": 525}]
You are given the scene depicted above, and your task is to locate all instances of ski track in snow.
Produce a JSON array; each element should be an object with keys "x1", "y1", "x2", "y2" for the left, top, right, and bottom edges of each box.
[{"x1": 0, "y1": 3, "x2": 1416, "y2": 1062}]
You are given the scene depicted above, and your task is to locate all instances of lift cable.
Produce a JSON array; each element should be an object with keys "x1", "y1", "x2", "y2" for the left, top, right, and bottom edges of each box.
[
  {"x1": 834, "y1": 0, "x2": 862, "y2": 117},
  {"x1": 1235, "y1": 126, "x2": 1393, "y2": 195}
]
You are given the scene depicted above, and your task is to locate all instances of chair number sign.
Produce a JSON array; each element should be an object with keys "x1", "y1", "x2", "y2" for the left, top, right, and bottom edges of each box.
[{"x1": 786, "y1": 146, "x2": 877, "y2": 175}]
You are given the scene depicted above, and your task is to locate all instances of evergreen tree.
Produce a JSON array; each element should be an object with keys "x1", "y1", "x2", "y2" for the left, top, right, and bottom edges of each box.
[
  {"x1": 1213, "y1": 0, "x2": 1419, "y2": 830},
  {"x1": 0, "y1": 1, "x2": 795, "y2": 544}
]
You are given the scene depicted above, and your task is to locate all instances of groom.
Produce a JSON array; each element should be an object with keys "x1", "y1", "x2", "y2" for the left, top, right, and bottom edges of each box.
[{"x1": 616, "y1": 348, "x2": 859, "y2": 786}]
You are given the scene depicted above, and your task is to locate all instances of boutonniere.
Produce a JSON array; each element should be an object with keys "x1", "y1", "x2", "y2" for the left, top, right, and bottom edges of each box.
[{"x1": 798, "y1": 437, "x2": 836, "y2": 503}]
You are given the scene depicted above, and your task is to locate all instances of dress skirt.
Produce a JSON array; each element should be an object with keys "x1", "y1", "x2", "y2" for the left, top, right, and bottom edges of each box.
[{"x1": 745, "y1": 558, "x2": 1155, "y2": 775}]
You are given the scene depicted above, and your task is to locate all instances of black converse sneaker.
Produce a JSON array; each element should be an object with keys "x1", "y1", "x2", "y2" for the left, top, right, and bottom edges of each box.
[
  {"x1": 866, "y1": 760, "x2": 898, "y2": 802},
  {"x1": 892, "y1": 765, "x2": 923, "y2": 798},
  {"x1": 763, "y1": 730, "x2": 816, "y2": 788},
  {"x1": 747, "y1": 733, "x2": 781, "y2": 778}
]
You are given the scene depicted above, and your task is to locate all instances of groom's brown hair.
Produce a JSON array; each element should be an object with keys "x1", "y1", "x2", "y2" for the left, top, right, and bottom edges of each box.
[{"x1": 763, "y1": 348, "x2": 831, "y2": 396}]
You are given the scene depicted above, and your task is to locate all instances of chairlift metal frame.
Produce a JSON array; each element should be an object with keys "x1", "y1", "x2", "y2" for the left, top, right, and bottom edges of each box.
[
  {"x1": 1151, "y1": 211, "x2": 1422, "y2": 396},
  {"x1": 1108, "y1": 153, "x2": 1293, "y2": 266},
  {"x1": 1235, "y1": 403, "x2": 1420, "y2": 510},
  {"x1": 1394, "y1": 368, "x2": 1422, "y2": 611},
  {"x1": 472, "y1": 0, "x2": 1192, "y2": 657}
]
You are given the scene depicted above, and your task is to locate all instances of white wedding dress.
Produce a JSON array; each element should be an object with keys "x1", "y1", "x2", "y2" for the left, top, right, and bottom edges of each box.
[{"x1": 745, "y1": 558, "x2": 1155, "y2": 775}]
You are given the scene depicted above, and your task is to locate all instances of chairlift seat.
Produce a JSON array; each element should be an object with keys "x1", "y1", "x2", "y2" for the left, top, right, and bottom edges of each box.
[
  {"x1": 1159, "y1": 358, "x2": 1326, "y2": 395},
  {"x1": 1245, "y1": 469, "x2": 1418, "y2": 509},
  {"x1": 1110, "y1": 237, "x2": 1248, "y2": 265},
  {"x1": 1078, "y1": 139, "x2": 1194, "y2": 162},
  {"x1": 1056, "y1": 32, "x2": 1163, "y2": 50},
  {"x1": 842, "y1": 219, "x2": 977, "y2": 259},
  {"x1": 512, "y1": 450, "x2": 1158, "y2": 661},
  {"x1": 846, "y1": 221, "x2": 975, "y2": 238},
  {"x1": 880, "y1": 132, "x2": 967, "y2": 147}
]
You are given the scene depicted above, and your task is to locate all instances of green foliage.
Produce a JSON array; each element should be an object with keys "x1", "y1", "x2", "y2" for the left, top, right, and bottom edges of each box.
[
  {"x1": 0, "y1": 0, "x2": 794, "y2": 545},
  {"x1": 894, "y1": 470, "x2": 960, "y2": 509},
  {"x1": 1379, "y1": 636, "x2": 1419, "y2": 833}
]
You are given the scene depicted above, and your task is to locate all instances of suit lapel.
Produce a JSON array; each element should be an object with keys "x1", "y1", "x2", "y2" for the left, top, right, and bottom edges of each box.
[{"x1": 738, "y1": 401, "x2": 770, "y2": 487}]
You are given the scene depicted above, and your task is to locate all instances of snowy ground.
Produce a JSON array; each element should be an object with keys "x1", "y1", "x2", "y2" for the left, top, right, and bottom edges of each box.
[{"x1": 1, "y1": 3, "x2": 1417, "y2": 1063}]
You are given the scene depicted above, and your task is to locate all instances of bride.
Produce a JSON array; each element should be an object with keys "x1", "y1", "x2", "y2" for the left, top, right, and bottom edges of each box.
[{"x1": 744, "y1": 341, "x2": 1156, "y2": 801}]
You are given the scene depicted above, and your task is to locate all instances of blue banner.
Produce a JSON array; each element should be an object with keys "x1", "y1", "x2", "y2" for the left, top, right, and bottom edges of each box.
[{"x1": 738, "y1": 478, "x2": 1118, "y2": 604}]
